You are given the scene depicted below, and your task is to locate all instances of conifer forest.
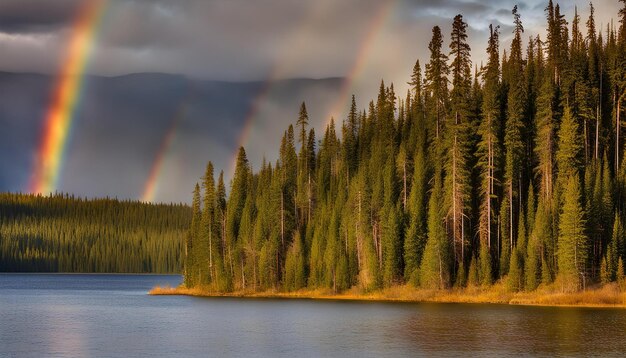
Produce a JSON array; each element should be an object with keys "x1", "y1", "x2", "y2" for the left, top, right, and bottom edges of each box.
[
  {"x1": 0, "y1": 193, "x2": 189, "y2": 273},
  {"x1": 195, "y1": 1, "x2": 623, "y2": 293}
]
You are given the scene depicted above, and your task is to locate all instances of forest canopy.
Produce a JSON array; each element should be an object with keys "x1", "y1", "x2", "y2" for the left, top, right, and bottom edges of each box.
[
  {"x1": 190, "y1": 1, "x2": 625, "y2": 293},
  {"x1": 0, "y1": 193, "x2": 189, "y2": 273}
]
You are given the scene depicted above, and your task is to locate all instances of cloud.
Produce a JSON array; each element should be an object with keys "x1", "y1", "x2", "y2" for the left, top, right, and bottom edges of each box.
[
  {"x1": 0, "y1": 0, "x2": 621, "y2": 82},
  {"x1": 0, "y1": 0, "x2": 623, "y2": 202},
  {"x1": 0, "y1": 0, "x2": 80, "y2": 33}
]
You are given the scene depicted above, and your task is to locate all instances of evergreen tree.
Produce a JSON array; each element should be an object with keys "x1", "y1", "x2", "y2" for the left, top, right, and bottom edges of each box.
[
  {"x1": 187, "y1": 183, "x2": 202, "y2": 286},
  {"x1": 556, "y1": 106, "x2": 583, "y2": 184},
  {"x1": 200, "y1": 162, "x2": 217, "y2": 286},
  {"x1": 557, "y1": 175, "x2": 588, "y2": 291},
  {"x1": 445, "y1": 14, "x2": 472, "y2": 270},
  {"x1": 404, "y1": 146, "x2": 428, "y2": 285},
  {"x1": 284, "y1": 231, "x2": 305, "y2": 291},
  {"x1": 420, "y1": 174, "x2": 449, "y2": 289},
  {"x1": 467, "y1": 255, "x2": 479, "y2": 287},
  {"x1": 507, "y1": 250, "x2": 522, "y2": 292},
  {"x1": 425, "y1": 26, "x2": 449, "y2": 140},
  {"x1": 172, "y1": 5, "x2": 626, "y2": 296},
  {"x1": 226, "y1": 147, "x2": 250, "y2": 289},
  {"x1": 477, "y1": 24, "x2": 501, "y2": 263},
  {"x1": 504, "y1": 5, "x2": 526, "y2": 261}
]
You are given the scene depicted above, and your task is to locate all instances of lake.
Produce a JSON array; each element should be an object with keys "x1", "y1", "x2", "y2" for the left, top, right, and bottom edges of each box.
[{"x1": 2, "y1": 274, "x2": 626, "y2": 357}]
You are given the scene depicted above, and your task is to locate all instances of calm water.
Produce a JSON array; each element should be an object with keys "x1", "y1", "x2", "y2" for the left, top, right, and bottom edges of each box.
[{"x1": 2, "y1": 274, "x2": 626, "y2": 357}]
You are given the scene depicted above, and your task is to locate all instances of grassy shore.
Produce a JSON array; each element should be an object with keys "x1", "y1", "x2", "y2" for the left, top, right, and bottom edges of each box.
[{"x1": 150, "y1": 281, "x2": 626, "y2": 308}]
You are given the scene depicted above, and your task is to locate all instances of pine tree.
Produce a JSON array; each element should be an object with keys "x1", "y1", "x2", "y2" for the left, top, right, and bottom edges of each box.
[
  {"x1": 226, "y1": 147, "x2": 250, "y2": 289},
  {"x1": 499, "y1": 196, "x2": 511, "y2": 277},
  {"x1": 618, "y1": 257, "x2": 626, "y2": 290},
  {"x1": 504, "y1": 6, "x2": 526, "y2": 262},
  {"x1": 477, "y1": 24, "x2": 501, "y2": 262},
  {"x1": 507, "y1": 250, "x2": 522, "y2": 292},
  {"x1": 420, "y1": 174, "x2": 449, "y2": 289},
  {"x1": 526, "y1": 198, "x2": 546, "y2": 291},
  {"x1": 186, "y1": 183, "x2": 202, "y2": 287},
  {"x1": 445, "y1": 14, "x2": 472, "y2": 271},
  {"x1": 556, "y1": 106, "x2": 583, "y2": 185},
  {"x1": 403, "y1": 145, "x2": 427, "y2": 284},
  {"x1": 382, "y1": 202, "x2": 403, "y2": 287},
  {"x1": 479, "y1": 241, "x2": 492, "y2": 287},
  {"x1": 467, "y1": 255, "x2": 479, "y2": 287},
  {"x1": 535, "y1": 77, "x2": 557, "y2": 201},
  {"x1": 425, "y1": 26, "x2": 449, "y2": 140},
  {"x1": 557, "y1": 175, "x2": 588, "y2": 291},
  {"x1": 200, "y1": 162, "x2": 217, "y2": 286},
  {"x1": 284, "y1": 231, "x2": 305, "y2": 291}
]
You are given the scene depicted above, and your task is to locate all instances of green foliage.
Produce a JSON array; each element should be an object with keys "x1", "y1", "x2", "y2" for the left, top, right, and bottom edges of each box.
[
  {"x1": 0, "y1": 193, "x2": 188, "y2": 273},
  {"x1": 507, "y1": 250, "x2": 522, "y2": 292},
  {"x1": 618, "y1": 257, "x2": 626, "y2": 291},
  {"x1": 556, "y1": 106, "x2": 583, "y2": 183},
  {"x1": 557, "y1": 176, "x2": 587, "y2": 291},
  {"x1": 600, "y1": 258, "x2": 611, "y2": 285},
  {"x1": 176, "y1": 5, "x2": 626, "y2": 295},
  {"x1": 420, "y1": 176, "x2": 449, "y2": 289},
  {"x1": 479, "y1": 242, "x2": 492, "y2": 287},
  {"x1": 467, "y1": 255, "x2": 479, "y2": 287},
  {"x1": 404, "y1": 146, "x2": 427, "y2": 284},
  {"x1": 284, "y1": 231, "x2": 305, "y2": 291}
]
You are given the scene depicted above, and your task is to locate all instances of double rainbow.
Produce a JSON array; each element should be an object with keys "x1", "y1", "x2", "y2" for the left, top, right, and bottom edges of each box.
[
  {"x1": 30, "y1": 0, "x2": 107, "y2": 195},
  {"x1": 29, "y1": 0, "x2": 395, "y2": 201}
]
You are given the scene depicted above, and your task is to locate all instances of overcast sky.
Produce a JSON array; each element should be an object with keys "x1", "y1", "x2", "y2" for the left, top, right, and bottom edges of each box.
[
  {"x1": 0, "y1": 0, "x2": 621, "y2": 84},
  {"x1": 0, "y1": 0, "x2": 622, "y2": 202}
]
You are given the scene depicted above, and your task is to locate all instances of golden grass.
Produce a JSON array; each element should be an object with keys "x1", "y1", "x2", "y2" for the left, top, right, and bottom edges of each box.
[
  {"x1": 149, "y1": 282, "x2": 626, "y2": 308},
  {"x1": 509, "y1": 283, "x2": 626, "y2": 307}
]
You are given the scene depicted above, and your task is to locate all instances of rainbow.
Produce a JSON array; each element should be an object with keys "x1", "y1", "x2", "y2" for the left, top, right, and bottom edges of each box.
[
  {"x1": 29, "y1": 0, "x2": 107, "y2": 195},
  {"x1": 141, "y1": 100, "x2": 189, "y2": 203},
  {"x1": 227, "y1": 65, "x2": 280, "y2": 175},
  {"x1": 228, "y1": 0, "x2": 395, "y2": 175},
  {"x1": 325, "y1": 0, "x2": 394, "y2": 125}
]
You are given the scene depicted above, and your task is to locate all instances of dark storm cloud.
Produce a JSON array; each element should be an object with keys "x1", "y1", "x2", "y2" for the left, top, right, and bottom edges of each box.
[
  {"x1": 0, "y1": 0, "x2": 80, "y2": 33},
  {"x1": 0, "y1": 0, "x2": 620, "y2": 80},
  {"x1": 0, "y1": 0, "x2": 621, "y2": 202}
]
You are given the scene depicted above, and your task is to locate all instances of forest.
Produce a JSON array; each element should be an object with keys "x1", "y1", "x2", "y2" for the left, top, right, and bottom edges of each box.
[
  {"x1": 0, "y1": 193, "x2": 189, "y2": 273},
  {"x1": 184, "y1": 1, "x2": 626, "y2": 294}
]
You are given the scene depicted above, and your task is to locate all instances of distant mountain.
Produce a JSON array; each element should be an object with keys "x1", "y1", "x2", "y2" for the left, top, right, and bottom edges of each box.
[{"x1": 0, "y1": 72, "x2": 344, "y2": 202}]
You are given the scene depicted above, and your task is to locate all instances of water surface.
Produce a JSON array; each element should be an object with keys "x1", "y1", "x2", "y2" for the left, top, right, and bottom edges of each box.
[{"x1": 1, "y1": 274, "x2": 626, "y2": 357}]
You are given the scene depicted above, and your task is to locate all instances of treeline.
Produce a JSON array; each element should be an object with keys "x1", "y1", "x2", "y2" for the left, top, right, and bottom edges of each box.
[
  {"x1": 0, "y1": 192, "x2": 189, "y2": 273},
  {"x1": 185, "y1": 1, "x2": 626, "y2": 293}
]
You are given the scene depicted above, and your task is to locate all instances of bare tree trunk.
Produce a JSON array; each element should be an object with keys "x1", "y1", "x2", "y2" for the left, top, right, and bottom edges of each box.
[
  {"x1": 584, "y1": 111, "x2": 589, "y2": 164},
  {"x1": 510, "y1": 181, "x2": 513, "y2": 251},
  {"x1": 618, "y1": 96, "x2": 622, "y2": 173},
  {"x1": 356, "y1": 190, "x2": 362, "y2": 270},
  {"x1": 281, "y1": 192, "x2": 284, "y2": 249},
  {"x1": 209, "y1": 226, "x2": 214, "y2": 283},
  {"x1": 403, "y1": 159, "x2": 407, "y2": 211},
  {"x1": 596, "y1": 63, "x2": 602, "y2": 160},
  {"x1": 308, "y1": 172, "x2": 312, "y2": 223},
  {"x1": 453, "y1": 135, "x2": 457, "y2": 264},
  {"x1": 487, "y1": 134, "x2": 492, "y2": 250},
  {"x1": 617, "y1": 93, "x2": 620, "y2": 173},
  {"x1": 228, "y1": 243, "x2": 234, "y2": 281}
]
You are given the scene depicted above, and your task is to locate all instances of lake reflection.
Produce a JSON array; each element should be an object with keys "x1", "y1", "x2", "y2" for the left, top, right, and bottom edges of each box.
[{"x1": 1, "y1": 274, "x2": 626, "y2": 357}]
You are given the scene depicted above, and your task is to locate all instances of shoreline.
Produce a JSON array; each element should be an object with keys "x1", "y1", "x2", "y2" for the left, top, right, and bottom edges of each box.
[{"x1": 149, "y1": 283, "x2": 626, "y2": 309}]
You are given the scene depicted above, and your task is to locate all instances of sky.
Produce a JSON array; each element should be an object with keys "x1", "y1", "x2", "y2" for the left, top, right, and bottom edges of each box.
[{"x1": 0, "y1": 0, "x2": 622, "y2": 203}]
